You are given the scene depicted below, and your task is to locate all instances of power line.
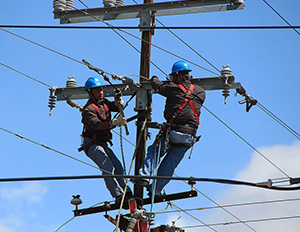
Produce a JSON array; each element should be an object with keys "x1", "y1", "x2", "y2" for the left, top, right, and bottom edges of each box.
[
  {"x1": 203, "y1": 105, "x2": 291, "y2": 179},
  {"x1": 156, "y1": 197, "x2": 300, "y2": 214},
  {"x1": 0, "y1": 62, "x2": 51, "y2": 88},
  {"x1": 177, "y1": 176, "x2": 257, "y2": 232},
  {"x1": 0, "y1": 126, "x2": 99, "y2": 170},
  {"x1": 63, "y1": 3, "x2": 219, "y2": 76},
  {"x1": 182, "y1": 215, "x2": 300, "y2": 229},
  {"x1": 1, "y1": 174, "x2": 300, "y2": 190},
  {"x1": 0, "y1": 27, "x2": 83, "y2": 65},
  {"x1": 257, "y1": 102, "x2": 300, "y2": 140},
  {"x1": 2, "y1": 25, "x2": 300, "y2": 30},
  {"x1": 169, "y1": 202, "x2": 218, "y2": 232},
  {"x1": 262, "y1": 0, "x2": 300, "y2": 36}
]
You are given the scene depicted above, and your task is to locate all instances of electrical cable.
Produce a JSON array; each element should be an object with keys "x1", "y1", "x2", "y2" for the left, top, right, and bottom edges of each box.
[
  {"x1": 170, "y1": 202, "x2": 218, "y2": 232},
  {"x1": 202, "y1": 105, "x2": 291, "y2": 179},
  {"x1": 181, "y1": 215, "x2": 300, "y2": 229},
  {"x1": 2, "y1": 175, "x2": 300, "y2": 190},
  {"x1": 0, "y1": 62, "x2": 51, "y2": 88},
  {"x1": 156, "y1": 197, "x2": 300, "y2": 214},
  {"x1": 257, "y1": 102, "x2": 300, "y2": 140},
  {"x1": 1, "y1": 25, "x2": 300, "y2": 29},
  {"x1": 262, "y1": 0, "x2": 300, "y2": 36},
  {"x1": 0, "y1": 27, "x2": 83, "y2": 65},
  {"x1": 0, "y1": 126, "x2": 104, "y2": 171},
  {"x1": 62, "y1": 1, "x2": 218, "y2": 76},
  {"x1": 154, "y1": 18, "x2": 221, "y2": 74},
  {"x1": 174, "y1": 175, "x2": 257, "y2": 232}
]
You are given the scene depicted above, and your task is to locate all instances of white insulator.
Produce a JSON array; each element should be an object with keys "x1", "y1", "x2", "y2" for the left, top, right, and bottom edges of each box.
[
  {"x1": 115, "y1": 0, "x2": 124, "y2": 7},
  {"x1": 53, "y1": 0, "x2": 66, "y2": 12},
  {"x1": 126, "y1": 218, "x2": 137, "y2": 232},
  {"x1": 66, "y1": 76, "x2": 77, "y2": 88},
  {"x1": 66, "y1": 0, "x2": 74, "y2": 11},
  {"x1": 103, "y1": 0, "x2": 116, "y2": 8}
]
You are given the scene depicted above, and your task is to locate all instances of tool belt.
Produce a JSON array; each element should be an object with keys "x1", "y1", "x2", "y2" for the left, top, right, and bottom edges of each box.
[{"x1": 169, "y1": 123, "x2": 197, "y2": 137}]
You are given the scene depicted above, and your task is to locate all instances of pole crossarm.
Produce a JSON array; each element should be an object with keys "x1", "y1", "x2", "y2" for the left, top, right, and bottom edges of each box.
[
  {"x1": 54, "y1": 0, "x2": 244, "y2": 24},
  {"x1": 53, "y1": 76, "x2": 240, "y2": 101}
]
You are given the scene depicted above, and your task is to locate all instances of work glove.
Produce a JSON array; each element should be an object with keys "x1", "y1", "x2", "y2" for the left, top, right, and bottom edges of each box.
[{"x1": 111, "y1": 117, "x2": 127, "y2": 127}]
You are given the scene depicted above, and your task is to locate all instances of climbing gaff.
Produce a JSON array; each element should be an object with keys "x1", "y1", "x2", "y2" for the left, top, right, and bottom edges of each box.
[{"x1": 82, "y1": 59, "x2": 130, "y2": 135}]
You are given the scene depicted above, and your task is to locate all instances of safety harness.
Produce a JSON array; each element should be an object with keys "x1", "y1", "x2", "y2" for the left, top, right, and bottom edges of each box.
[
  {"x1": 169, "y1": 83, "x2": 199, "y2": 125},
  {"x1": 82, "y1": 102, "x2": 112, "y2": 144}
]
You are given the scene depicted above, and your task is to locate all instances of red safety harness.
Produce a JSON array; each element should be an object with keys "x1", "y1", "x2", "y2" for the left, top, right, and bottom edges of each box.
[
  {"x1": 168, "y1": 84, "x2": 199, "y2": 125},
  {"x1": 83, "y1": 103, "x2": 111, "y2": 142}
]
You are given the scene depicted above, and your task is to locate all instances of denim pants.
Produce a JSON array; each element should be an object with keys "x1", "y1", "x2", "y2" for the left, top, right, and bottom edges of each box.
[
  {"x1": 139, "y1": 130, "x2": 194, "y2": 195},
  {"x1": 83, "y1": 138, "x2": 131, "y2": 198}
]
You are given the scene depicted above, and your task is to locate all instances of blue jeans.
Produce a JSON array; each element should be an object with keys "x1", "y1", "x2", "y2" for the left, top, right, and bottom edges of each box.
[
  {"x1": 139, "y1": 130, "x2": 195, "y2": 195},
  {"x1": 83, "y1": 138, "x2": 132, "y2": 198}
]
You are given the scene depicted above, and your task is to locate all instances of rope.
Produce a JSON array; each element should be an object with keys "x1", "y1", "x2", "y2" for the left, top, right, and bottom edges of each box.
[
  {"x1": 115, "y1": 118, "x2": 148, "y2": 231},
  {"x1": 119, "y1": 126, "x2": 126, "y2": 174}
]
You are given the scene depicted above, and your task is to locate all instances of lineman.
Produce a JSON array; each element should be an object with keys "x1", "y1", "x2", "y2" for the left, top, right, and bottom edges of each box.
[
  {"x1": 135, "y1": 61, "x2": 206, "y2": 197},
  {"x1": 81, "y1": 77, "x2": 132, "y2": 204}
]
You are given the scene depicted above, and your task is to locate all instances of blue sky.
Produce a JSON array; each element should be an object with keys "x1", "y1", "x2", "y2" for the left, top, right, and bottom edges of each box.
[{"x1": 1, "y1": 0, "x2": 300, "y2": 231}]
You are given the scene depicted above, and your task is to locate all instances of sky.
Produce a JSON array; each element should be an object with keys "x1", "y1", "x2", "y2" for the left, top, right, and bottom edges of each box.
[{"x1": 0, "y1": 0, "x2": 300, "y2": 231}]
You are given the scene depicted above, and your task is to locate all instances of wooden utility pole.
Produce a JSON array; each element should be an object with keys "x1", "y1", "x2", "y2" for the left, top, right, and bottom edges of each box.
[{"x1": 134, "y1": 0, "x2": 154, "y2": 200}]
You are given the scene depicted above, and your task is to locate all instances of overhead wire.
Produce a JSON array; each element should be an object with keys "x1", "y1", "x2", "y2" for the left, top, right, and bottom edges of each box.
[
  {"x1": 175, "y1": 175, "x2": 257, "y2": 232},
  {"x1": 181, "y1": 215, "x2": 300, "y2": 229},
  {"x1": 0, "y1": 126, "x2": 103, "y2": 171},
  {"x1": 170, "y1": 202, "x2": 218, "y2": 232},
  {"x1": 156, "y1": 197, "x2": 300, "y2": 214},
  {"x1": 0, "y1": 62, "x2": 51, "y2": 88},
  {"x1": 257, "y1": 102, "x2": 300, "y2": 140},
  {"x1": 1, "y1": 25, "x2": 300, "y2": 29},
  {"x1": 57, "y1": 0, "x2": 218, "y2": 76},
  {"x1": 1, "y1": 1, "x2": 298, "y2": 230},
  {"x1": 261, "y1": 0, "x2": 300, "y2": 36},
  {"x1": 0, "y1": 27, "x2": 83, "y2": 65},
  {"x1": 203, "y1": 105, "x2": 291, "y2": 178}
]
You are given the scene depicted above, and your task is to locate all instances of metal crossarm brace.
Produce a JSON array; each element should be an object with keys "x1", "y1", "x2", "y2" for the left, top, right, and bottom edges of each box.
[
  {"x1": 74, "y1": 190, "x2": 197, "y2": 216},
  {"x1": 54, "y1": 0, "x2": 244, "y2": 24},
  {"x1": 53, "y1": 76, "x2": 240, "y2": 101}
]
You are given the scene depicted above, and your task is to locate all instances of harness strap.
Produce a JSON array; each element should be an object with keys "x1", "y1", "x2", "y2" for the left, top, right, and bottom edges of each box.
[
  {"x1": 83, "y1": 102, "x2": 111, "y2": 143},
  {"x1": 169, "y1": 84, "x2": 199, "y2": 125}
]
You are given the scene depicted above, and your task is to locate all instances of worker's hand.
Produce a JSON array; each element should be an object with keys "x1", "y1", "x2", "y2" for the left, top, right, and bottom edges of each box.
[{"x1": 111, "y1": 117, "x2": 127, "y2": 127}]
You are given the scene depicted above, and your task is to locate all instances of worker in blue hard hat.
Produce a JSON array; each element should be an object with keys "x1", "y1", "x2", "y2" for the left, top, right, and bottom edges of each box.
[
  {"x1": 80, "y1": 77, "x2": 132, "y2": 205},
  {"x1": 133, "y1": 61, "x2": 206, "y2": 197}
]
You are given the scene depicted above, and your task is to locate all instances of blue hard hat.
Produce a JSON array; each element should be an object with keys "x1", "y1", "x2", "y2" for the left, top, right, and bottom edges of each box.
[
  {"x1": 170, "y1": 61, "x2": 192, "y2": 75},
  {"x1": 84, "y1": 77, "x2": 103, "y2": 91}
]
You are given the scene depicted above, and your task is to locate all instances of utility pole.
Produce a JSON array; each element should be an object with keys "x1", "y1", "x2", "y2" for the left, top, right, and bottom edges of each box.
[
  {"x1": 135, "y1": 0, "x2": 154, "y2": 201},
  {"x1": 51, "y1": 0, "x2": 246, "y2": 230}
]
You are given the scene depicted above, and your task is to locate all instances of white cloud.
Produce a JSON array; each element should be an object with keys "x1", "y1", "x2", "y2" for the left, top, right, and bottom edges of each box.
[
  {"x1": 0, "y1": 182, "x2": 48, "y2": 232},
  {"x1": 0, "y1": 182, "x2": 47, "y2": 202},
  {"x1": 203, "y1": 142, "x2": 300, "y2": 232}
]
